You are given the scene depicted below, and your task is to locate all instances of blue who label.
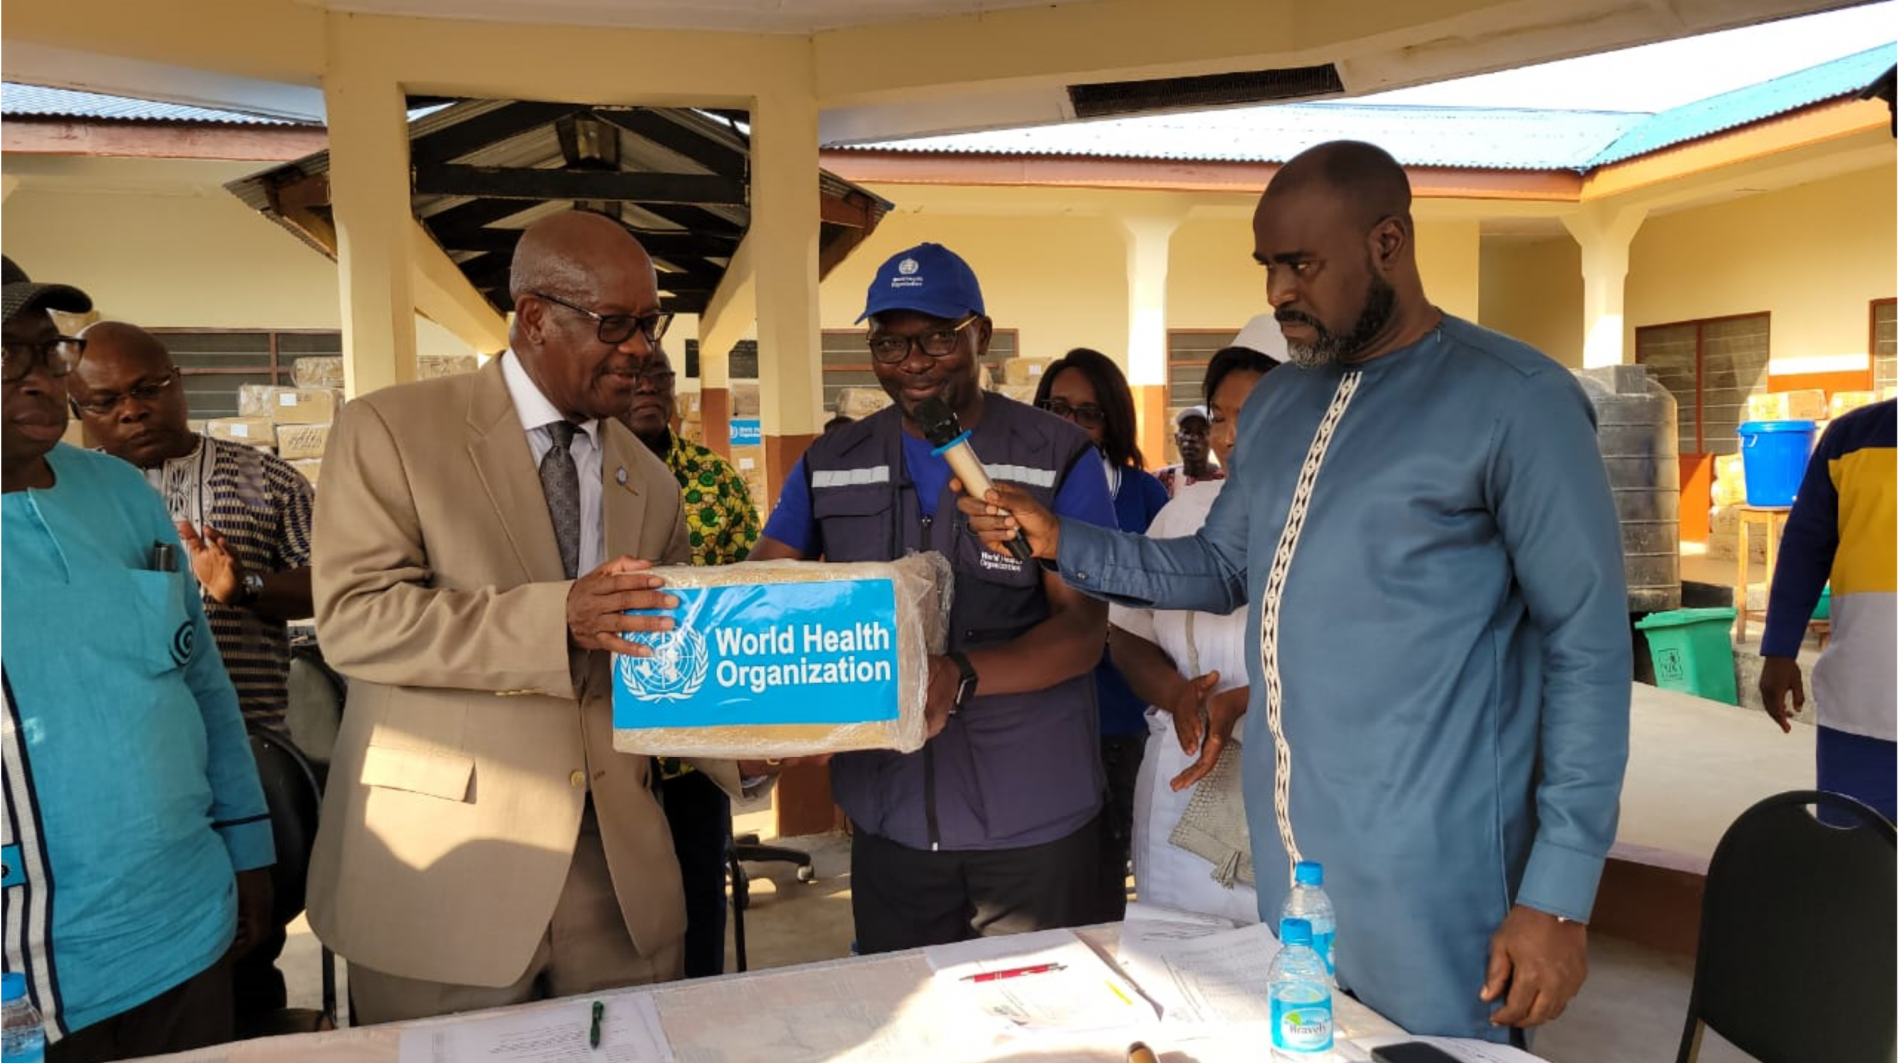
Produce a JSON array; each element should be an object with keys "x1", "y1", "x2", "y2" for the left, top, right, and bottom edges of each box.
[
  {"x1": 613, "y1": 578, "x2": 901, "y2": 728},
  {"x1": 1270, "y1": 989, "x2": 1333, "y2": 1054},
  {"x1": 728, "y1": 418, "x2": 763, "y2": 446}
]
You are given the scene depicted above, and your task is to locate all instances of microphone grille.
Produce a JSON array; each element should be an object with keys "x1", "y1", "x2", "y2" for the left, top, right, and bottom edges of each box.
[{"x1": 913, "y1": 397, "x2": 961, "y2": 446}]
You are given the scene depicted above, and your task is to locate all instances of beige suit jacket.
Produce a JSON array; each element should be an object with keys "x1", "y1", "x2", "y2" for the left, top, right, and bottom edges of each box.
[{"x1": 306, "y1": 359, "x2": 732, "y2": 987}]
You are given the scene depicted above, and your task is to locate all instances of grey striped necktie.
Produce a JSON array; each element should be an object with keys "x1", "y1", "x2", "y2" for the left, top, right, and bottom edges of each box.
[{"x1": 540, "y1": 420, "x2": 581, "y2": 579}]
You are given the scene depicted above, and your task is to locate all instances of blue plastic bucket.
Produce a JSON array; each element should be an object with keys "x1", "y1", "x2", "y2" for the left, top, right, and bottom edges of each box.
[{"x1": 1737, "y1": 420, "x2": 1815, "y2": 506}]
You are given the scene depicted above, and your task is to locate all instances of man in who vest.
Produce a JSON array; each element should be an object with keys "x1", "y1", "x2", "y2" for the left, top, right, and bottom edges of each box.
[{"x1": 750, "y1": 243, "x2": 1118, "y2": 951}]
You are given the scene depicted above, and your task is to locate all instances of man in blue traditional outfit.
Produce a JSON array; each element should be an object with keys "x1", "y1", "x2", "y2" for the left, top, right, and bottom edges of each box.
[{"x1": 959, "y1": 141, "x2": 1631, "y2": 1041}]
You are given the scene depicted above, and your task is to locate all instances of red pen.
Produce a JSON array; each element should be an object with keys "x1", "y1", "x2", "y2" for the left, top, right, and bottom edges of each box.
[{"x1": 961, "y1": 962, "x2": 1067, "y2": 983}]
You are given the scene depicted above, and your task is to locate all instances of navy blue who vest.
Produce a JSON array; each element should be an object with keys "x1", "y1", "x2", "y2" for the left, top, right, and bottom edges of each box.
[{"x1": 807, "y1": 395, "x2": 1105, "y2": 851}]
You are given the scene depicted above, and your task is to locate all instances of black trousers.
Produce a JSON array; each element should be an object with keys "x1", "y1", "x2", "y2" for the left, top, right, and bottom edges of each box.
[
  {"x1": 849, "y1": 815, "x2": 1101, "y2": 955},
  {"x1": 660, "y1": 768, "x2": 732, "y2": 978},
  {"x1": 231, "y1": 922, "x2": 287, "y2": 1032},
  {"x1": 1096, "y1": 734, "x2": 1146, "y2": 922},
  {"x1": 50, "y1": 956, "x2": 232, "y2": 1063}
]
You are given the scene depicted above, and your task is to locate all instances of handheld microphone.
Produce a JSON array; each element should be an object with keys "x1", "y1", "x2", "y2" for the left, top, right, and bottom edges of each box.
[{"x1": 914, "y1": 397, "x2": 1035, "y2": 563}]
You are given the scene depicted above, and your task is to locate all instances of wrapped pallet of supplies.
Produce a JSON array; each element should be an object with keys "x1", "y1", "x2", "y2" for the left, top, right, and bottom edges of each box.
[{"x1": 612, "y1": 553, "x2": 952, "y2": 759}]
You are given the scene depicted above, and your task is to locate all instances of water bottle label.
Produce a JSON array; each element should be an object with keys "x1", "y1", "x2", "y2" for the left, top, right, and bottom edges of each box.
[
  {"x1": 1313, "y1": 929, "x2": 1335, "y2": 975},
  {"x1": 1270, "y1": 993, "x2": 1333, "y2": 1052}
]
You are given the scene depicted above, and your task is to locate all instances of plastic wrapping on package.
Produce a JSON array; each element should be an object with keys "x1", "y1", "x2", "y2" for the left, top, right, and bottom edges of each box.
[{"x1": 611, "y1": 553, "x2": 952, "y2": 758}]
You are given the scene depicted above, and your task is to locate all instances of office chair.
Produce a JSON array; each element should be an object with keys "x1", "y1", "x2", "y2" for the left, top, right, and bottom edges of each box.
[
  {"x1": 1676, "y1": 789, "x2": 1894, "y2": 1063},
  {"x1": 244, "y1": 729, "x2": 339, "y2": 1033},
  {"x1": 727, "y1": 832, "x2": 816, "y2": 973}
]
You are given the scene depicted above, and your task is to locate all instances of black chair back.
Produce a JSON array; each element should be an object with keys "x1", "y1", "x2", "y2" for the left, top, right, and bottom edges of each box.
[
  {"x1": 1678, "y1": 789, "x2": 1895, "y2": 1063},
  {"x1": 248, "y1": 729, "x2": 323, "y2": 928}
]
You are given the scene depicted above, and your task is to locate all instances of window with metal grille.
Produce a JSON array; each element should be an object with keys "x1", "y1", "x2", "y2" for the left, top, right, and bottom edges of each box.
[
  {"x1": 150, "y1": 330, "x2": 335, "y2": 419},
  {"x1": 818, "y1": 328, "x2": 1018, "y2": 415},
  {"x1": 1163, "y1": 329, "x2": 1239, "y2": 464},
  {"x1": 1873, "y1": 299, "x2": 1896, "y2": 392},
  {"x1": 1635, "y1": 313, "x2": 1771, "y2": 456}
]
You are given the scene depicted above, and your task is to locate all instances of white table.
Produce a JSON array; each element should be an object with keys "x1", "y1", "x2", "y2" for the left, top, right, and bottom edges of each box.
[{"x1": 140, "y1": 926, "x2": 1405, "y2": 1063}]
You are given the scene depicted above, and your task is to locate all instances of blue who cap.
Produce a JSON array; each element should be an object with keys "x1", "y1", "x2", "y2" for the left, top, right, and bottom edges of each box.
[{"x1": 856, "y1": 242, "x2": 985, "y2": 324}]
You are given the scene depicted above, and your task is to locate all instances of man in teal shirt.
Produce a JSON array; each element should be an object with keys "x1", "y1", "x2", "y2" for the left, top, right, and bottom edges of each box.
[
  {"x1": 2, "y1": 257, "x2": 274, "y2": 1059},
  {"x1": 959, "y1": 143, "x2": 1629, "y2": 1041}
]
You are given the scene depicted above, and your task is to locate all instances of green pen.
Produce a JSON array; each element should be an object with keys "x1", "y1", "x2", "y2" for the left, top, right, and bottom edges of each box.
[{"x1": 589, "y1": 1000, "x2": 604, "y2": 1050}]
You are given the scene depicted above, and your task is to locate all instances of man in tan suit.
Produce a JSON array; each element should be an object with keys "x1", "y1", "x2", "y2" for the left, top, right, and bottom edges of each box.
[{"x1": 308, "y1": 211, "x2": 738, "y2": 1023}]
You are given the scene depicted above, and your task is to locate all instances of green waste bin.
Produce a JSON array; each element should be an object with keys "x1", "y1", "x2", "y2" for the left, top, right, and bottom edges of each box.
[{"x1": 1635, "y1": 607, "x2": 1738, "y2": 705}]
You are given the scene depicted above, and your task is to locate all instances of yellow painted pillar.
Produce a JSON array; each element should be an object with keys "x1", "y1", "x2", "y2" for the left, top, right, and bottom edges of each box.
[
  {"x1": 697, "y1": 235, "x2": 758, "y2": 460},
  {"x1": 1119, "y1": 209, "x2": 1184, "y2": 470},
  {"x1": 749, "y1": 92, "x2": 823, "y2": 510},
  {"x1": 1563, "y1": 205, "x2": 1647, "y2": 369},
  {"x1": 324, "y1": 58, "x2": 416, "y2": 397}
]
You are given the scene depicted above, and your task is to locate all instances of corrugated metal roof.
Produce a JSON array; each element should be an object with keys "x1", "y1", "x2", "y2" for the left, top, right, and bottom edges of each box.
[
  {"x1": 830, "y1": 103, "x2": 1644, "y2": 171},
  {"x1": 1585, "y1": 44, "x2": 1895, "y2": 166},
  {"x1": 0, "y1": 83, "x2": 314, "y2": 126},
  {"x1": 829, "y1": 45, "x2": 1896, "y2": 172}
]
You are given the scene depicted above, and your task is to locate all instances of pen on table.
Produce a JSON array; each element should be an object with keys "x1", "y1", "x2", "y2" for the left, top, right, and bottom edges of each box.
[
  {"x1": 588, "y1": 999, "x2": 603, "y2": 1050},
  {"x1": 1127, "y1": 1041, "x2": 1160, "y2": 1063},
  {"x1": 960, "y1": 962, "x2": 1067, "y2": 983}
]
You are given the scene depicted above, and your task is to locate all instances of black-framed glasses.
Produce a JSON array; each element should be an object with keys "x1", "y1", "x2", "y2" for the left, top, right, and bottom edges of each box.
[
  {"x1": 533, "y1": 291, "x2": 673, "y2": 347},
  {"x1": 2, "y1": 336, "x2": 86, "y2": 384},
  {"x1": 1038, "y1": 399, "x2": 1107, "y2": 429},
  {"x1": 70, "y1": 367, "x2": 181, "y2": 416},
  {"x1": 867, "y1": 314, "x2": 978, "y2": 365}
]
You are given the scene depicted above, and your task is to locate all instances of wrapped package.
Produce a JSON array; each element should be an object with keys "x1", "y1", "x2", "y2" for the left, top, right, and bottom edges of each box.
[
  {"x1": 293, "y1": 356, "x2": 345, "y2": 389},
  {"x1": 238, "y1": 384, "x2": 341, "y2": 424},
  {"x1": 1745, "y1": 389, "x2": 1826, "y2": 421},
  {"x1": 275, "y1": 422, "x2": 331, "y2": 460},
  {"x1": 1828, "y1": 390, "x2": 1878, "y2": 419},
  {"x1": 836, "y1": 387, "x2": 893, "y2": 419},
  {"x1": 205, "y1": 416, "x2": 275, "y2": 447},
  {"x1": 418, "y1": 353, "x2": 480, "y2": 378},
  {"x1": 612, "y1": 553, "x2": 952, "y2": 759}
]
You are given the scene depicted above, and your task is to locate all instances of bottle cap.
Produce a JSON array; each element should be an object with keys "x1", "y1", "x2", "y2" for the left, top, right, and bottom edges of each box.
[
  {"x1": 1294, "y1": 860, "x2": 1324, "y2": 886},
  {"x1": 1280, "y1": 917, "x2": 1313, "y2": 947},
  {"x1": 2, "y1": 972, "x2": 24, "y2": 1002}
]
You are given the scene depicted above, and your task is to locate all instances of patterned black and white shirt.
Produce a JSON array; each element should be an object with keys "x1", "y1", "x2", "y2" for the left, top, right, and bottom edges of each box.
[{"x1": 145, "y1": 435, "x2": 315, "y2": 731}]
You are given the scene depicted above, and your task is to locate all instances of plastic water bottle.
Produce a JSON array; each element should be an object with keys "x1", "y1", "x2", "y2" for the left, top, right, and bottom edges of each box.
[
  {"x1": 1281, "y1": 859, "x2": 1337, "y2": 977},
  {"x1": 2, "y1": 973, "x2": 45, "y2": 1063},
  {"x1": 1269, "y1": 918, "x2": 1334, "y2": 1058}
]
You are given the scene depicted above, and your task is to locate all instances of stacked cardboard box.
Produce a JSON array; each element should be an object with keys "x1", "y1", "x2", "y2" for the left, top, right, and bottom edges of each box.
[
  {"x1": 731, "y1": 382, "x2": 761, "y2": 418},
  {"x1": 835, "y1": 387, "x2": 892, "y2": 420},
  {"x1": 1745, "y1": 390, "x2": 1827, "y2": 421},
  {"x1": 292, "y1": 357, "x2": 345, "y2": 390},
  {"x1": 289, "y1": 459, "x2": 323, "y2": 490},
  {"x1": 237, "y1": 385, "x2": 340, "y2": 424},
  {"x1": 678, "y1": 390, "x2": 703, "y2": 445},
  {"x1": 205, "y1": 417, "x2": 276, "y2": 448},
  {"x1": 1711, "y1": 454, "x2": 1748, "y2": 507},
  {"x1": 1828, "y1": 390, "x2": 1879, "y2": 419},
  {"x1": 1706, "y1": 503, "x2": 1770, "y2": 563},
  {"x1": 275, "y1": 423, "x2": 331, "y2": 461},
  {"x1": 419, "y1": 353, "x2": 480, "y2": 378},
  {"x1": 1002, "y1": 357, "x2": 1053, "y2": 387}
]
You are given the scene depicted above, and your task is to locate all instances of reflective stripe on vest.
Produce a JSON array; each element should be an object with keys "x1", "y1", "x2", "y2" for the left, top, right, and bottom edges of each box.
[
  {"x1": 811, "y1": 465, "x2": 892, "y2": 488},
  {"x1": 987, "y1": 464, "x2": 1056, "y2": 488}
]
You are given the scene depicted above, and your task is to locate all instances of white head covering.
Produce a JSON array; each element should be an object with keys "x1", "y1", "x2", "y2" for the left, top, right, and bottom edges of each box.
[{"x1": 1231, "y1": 313, "x2": 1290, "y2": 363}]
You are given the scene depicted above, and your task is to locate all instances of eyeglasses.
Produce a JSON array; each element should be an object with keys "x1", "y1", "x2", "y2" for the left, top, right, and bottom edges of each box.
[
  {"x1": 70, "y1": 367, "x2": 180, "y2": 416},
  {"x1": 533, "y1": 291, "x2": 673, "y2": 347},
  {"x1": 2, "y1": 336, "x2": 86, "y2": 384},
  {"x1": 867, "y1": 314, "x2": 979, "y2": 365},
  {"x1": 1038, "y1": 399, "x2": 1108, "y2": 429}
]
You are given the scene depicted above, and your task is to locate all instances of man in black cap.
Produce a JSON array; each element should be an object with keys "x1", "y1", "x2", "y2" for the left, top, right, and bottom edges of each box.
[{"x1": 2, "y1": 257, "x2": 274, "y2": 1060}]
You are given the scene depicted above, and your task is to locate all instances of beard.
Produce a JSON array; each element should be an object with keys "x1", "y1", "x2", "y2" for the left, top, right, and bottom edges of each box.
[{"x1": 1279, "y1": 273, "x2": 1396, "y2": 368}]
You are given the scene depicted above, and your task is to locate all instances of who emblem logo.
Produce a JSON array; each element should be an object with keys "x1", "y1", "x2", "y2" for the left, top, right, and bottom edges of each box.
[{"x1": 616, "y1": 626, "x2": 711, "y2": 702}]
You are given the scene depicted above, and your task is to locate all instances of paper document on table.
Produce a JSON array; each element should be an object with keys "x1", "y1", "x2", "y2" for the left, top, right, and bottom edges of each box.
[
  {"x1": 652, "y1": 956, "x2": 957, "y2": 1063},
  {"x1": 1349, "y1": 1036, "x2": 1550, "y2": 1062},
  {"x1": 927, "y1": 928, "x2": 1154, "y2": 1034},
  {"x1": 398, "y1": 992, "x2": 671, "y2": 1063},
  {"x1": 1118, "y1": 919, "x2": 1282, "y2": 1026}
]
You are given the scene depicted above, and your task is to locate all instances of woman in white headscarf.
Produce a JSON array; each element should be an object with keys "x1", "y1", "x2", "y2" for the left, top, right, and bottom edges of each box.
[{"x1": 1113, "y1": 318, "x2": 1284, "y2": 921}]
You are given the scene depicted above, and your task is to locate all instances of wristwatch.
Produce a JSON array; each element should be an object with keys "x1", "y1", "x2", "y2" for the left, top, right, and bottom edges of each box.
[
  {"x1": 946, "y1": 650, "x2": 978, "y2": 714},
  {"x1": 236, "y1": 571, "x2": 266, "y2": 606}
]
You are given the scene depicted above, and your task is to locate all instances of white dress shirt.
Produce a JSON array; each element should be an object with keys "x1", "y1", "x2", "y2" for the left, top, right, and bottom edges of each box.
[{"x1": 501, "y1": 350, "x2": 605, "y2": 574}]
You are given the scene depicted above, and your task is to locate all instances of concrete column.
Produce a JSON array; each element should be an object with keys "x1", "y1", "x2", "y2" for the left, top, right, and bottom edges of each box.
[
  {"x1": 1119, "y1": 210, "x2": 1184, "y2": 469},
  {"x1": 749, "y1": 92, "x2": 823, "y2": 509},
  {"x1": 324, "y1": 61, "x2": 416, "y2": 397},
  {"x1": 1562, "y1": 205, "x2": 1647, "y2": 370},
  {"x1": 697, "y1": 234, "x2": 759, "y2": 459}
]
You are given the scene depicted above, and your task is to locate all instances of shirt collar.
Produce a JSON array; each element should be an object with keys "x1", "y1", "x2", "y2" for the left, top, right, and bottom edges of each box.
[{"x1": 500, "y1": 349, "x2": 600, "y2": 445}]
